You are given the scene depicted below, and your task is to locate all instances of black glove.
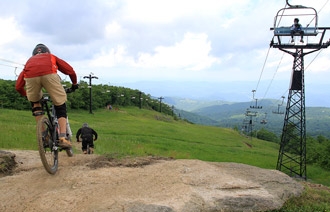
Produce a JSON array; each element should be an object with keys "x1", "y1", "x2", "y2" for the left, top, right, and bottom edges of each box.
[{"x1": 71, "y1": 84, "x2": 79, "y2": 91}]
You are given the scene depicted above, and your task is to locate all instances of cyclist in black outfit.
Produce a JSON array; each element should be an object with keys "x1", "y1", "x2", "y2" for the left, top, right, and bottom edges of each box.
[{"x1": 76, "y1": 123, "x2": 98, "y2": 154}]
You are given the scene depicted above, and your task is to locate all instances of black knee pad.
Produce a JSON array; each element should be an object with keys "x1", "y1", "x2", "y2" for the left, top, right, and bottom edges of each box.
[
  {"x1": 31, "y1": 101, "x2": 44, "y2": 116},
  {"x1": 54, "y1": 103, "x2": 67, "y2": 118},
  {"x1": 32, "y1": 106, "x2": 44, "y2": 116}
]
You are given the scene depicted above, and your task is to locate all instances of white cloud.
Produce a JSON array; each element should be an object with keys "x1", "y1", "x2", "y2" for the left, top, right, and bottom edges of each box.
[
  {"x1": 306, "y1": 55, "x2": 330, "y2": 72},
  {"x1": 122, "y1": 0, "x2": 249, "y2": 24},
  {"x1": 105, "y1": 21, "x2": 122, "y2": 37},
  {"x1": 134, "y1": 32, "x2": 219, "y2": 70},
  {"x1": 89, "y1": 45, "x2": 131, "y2": 67},
  {"x1": 1, "y1": 0, "x2": 330, "y2": 105},
  {"x1": 0, "y1": 17, "x2": 21, "y2": 45},
  {"x1": 88, "y1": 32, "x2": 220, "y2": 72}
]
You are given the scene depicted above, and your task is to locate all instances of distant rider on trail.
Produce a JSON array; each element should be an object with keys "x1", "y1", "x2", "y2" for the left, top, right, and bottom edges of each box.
[{"x1": 76, "y1": 123, "x2": 98, "y2": 154}]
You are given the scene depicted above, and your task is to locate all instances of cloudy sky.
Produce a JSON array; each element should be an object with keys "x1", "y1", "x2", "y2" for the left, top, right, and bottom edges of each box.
[{"x1": 1, "y1": 0, "x2": 330, "y2": 106}]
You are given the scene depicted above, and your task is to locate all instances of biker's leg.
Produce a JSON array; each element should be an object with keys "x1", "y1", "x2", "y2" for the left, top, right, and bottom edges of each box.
[
  {"x1": 89, "y1": 140, "x2": 94, "y2": 153},
  {"x1": 66, "y1": 116, "x2": 73, "y2": 139},
  {"x1": 54, "y1": 103, "x2": 67, "y2": 136},
  {"x1": 31, "y1": 101, "x2": 44, "y2": 122},
  {"x1": 25, "y1": 77, "x2": 43, "y2": 121},
  {"x1": 82, "y1": 139, "x2": 88, "y2": 154},
  {"x1": 54, "y1": 103, "x2": 72, "y2": 148},
  {"x1": 42, "y1": 74, "x2": 68, "y2": 139}
]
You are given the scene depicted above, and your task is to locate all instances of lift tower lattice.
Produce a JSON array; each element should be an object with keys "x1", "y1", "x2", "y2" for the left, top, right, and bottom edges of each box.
[{"x1": 270, "y1": 2, "x2": 330, "y2": 180}]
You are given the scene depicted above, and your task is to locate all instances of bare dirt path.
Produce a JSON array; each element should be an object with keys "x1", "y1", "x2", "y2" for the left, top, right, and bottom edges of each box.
[{"x1": 0, "y1": 150, "x2": 304, "y2": 212}]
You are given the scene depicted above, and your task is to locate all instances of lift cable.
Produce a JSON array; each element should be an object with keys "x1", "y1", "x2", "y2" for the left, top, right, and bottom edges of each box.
[
  {"x1": 253, "y1": 1, "x2": 288, "y2": 98},
  {"x1": 304, "y1": 0, "x2": 330, "y2": 70},
  {"x1": 261, "y1": 51, "x2": 286, "y2": 101},
  {"x1": 306, "y1": 0, "x2": 329, "y2": 27},
  {"x1": 254, "y1": 47, "x2": 271, "y2": 92},
  {"x1": 0, "y1": 63, "x2": 20, "y2": 69},
  {"x1": 0, "y1": 58, "x2": 24, "y2": 67}
]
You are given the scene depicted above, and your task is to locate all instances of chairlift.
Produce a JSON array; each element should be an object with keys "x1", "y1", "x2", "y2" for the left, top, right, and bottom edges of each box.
[
  {"x1": 273, "y1": 105, "x2": 285, "y2": 114},
  {"x1": 245, "y1": 108, "x2": 257, "y2": 117},
  {"x1": 273, "y1": 96, "x2": 285, "y2": 114},
  {"x1": 260, "y1": 113, "x2": 268, "y2": 124},
  {"x1": 271, "y1": 0, "x2": 320, "y2": 46}
]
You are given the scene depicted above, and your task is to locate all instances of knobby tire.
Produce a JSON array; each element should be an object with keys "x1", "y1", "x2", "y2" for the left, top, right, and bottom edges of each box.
[
  {"x1": 37, "y1": 116, "x2": 58, "y2": 174},
  {"x1": 65, "y1": 141, "x2": 74, "y2": 157}
]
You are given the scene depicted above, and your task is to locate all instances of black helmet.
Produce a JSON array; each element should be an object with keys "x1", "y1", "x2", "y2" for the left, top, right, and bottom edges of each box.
[
  {"x1": 32, "y1": 44, "x2": 50, "y2": 56},
  {"x1": 294, "y1": 18, "x2": 299, "y2": 22}
]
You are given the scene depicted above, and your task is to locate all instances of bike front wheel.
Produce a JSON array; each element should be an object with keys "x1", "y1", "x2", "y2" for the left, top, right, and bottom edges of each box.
[
  {"x1": 37, "y1": 116, "x2": 58, "y2": 174},
  {"x1": 65, "y1": 146, "x2": 74, "y2": 157}
]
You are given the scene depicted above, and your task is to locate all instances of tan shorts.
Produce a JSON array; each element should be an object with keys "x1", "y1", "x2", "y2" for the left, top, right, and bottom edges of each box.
[{"x1": 25, "y1": 74, "x2": 67, "y2": 106}]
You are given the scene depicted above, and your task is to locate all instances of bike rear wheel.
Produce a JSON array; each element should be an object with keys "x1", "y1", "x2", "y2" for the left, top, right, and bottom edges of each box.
[{"x1": 37, "y1": 116, "x2": 58, "y2": 174}]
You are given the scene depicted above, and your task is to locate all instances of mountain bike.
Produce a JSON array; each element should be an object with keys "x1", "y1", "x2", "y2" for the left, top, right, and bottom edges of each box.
[
  {"x1": 37, "y1": 88, "x2": 75, "y2": 174},
  {"x1": 77, "y1": 138, "x2": 95, "y2": 154}
]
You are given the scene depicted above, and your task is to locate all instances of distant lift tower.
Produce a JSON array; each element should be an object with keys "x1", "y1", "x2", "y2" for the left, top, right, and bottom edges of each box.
[
  {"x1": 270, "y1": 1, "x2": 330, "y2": 179},
  {"x1": 243, "y1": 109, "x2": 257, "y2": 137}
]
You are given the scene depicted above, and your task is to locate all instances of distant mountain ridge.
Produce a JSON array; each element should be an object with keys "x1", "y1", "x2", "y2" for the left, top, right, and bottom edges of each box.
[{"x1": 164, "y1": 97, "x2": 330, "y2": 138}]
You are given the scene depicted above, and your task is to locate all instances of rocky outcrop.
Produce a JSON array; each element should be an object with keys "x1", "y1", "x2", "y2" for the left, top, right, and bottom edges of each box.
[
  {"x1": 0, "y1": 150, "x2": 304, "y2": 212},
  {"x1": 0, "y1": 150, "x2": 17, "y2": 176}
]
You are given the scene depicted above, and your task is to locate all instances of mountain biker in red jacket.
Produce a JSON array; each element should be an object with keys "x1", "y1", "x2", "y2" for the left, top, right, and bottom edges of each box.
[{"x1": 15, "y1": 44, "x2": 78, "y2": 148}]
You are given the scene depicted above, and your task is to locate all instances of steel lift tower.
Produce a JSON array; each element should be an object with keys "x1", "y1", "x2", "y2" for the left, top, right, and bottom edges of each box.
[{"x1": 270, "y1": 1, "x2": 330, "y2": 179}]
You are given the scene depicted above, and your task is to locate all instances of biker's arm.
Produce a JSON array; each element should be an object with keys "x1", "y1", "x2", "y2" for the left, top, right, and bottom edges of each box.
[
  {"x1": 76, "y1": 128, "x2": 82, "y2": 141},
  {"x1": 54, "y1": 56, "x2": 78, "y2": 85},
  {"x1": 15, "y1": 71, "x2": 27, "y2": 97},
  {"x1": 92, "y1": 129, "x2": 98, "y2": 141}
]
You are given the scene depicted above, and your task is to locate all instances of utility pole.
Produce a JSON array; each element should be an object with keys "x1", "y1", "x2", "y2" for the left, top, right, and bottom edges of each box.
[
  {"x1": 83, "y1": 72, "x2": 98, "y2": 114},
  {"x1": 139, "y1": 91, "x2": 142, "y2": 109},
  {"x1": 270, "y1": 2, "x2": 330, "y2": 179},
  {"x1": 158, "y1": 96, "x2": 164, "y2": 113}
]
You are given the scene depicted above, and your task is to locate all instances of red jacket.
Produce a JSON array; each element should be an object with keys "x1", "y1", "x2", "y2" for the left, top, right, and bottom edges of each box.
[{"x1": 15, "y1": 53, "x2": 77, "y2": 96}]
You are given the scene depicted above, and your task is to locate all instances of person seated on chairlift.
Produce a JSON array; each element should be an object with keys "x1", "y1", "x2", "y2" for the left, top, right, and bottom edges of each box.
[{"x1": 290, "y1": 18, "x2": 304, "y2": 43}]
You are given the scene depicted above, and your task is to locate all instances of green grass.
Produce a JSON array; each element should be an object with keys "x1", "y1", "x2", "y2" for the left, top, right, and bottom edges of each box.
[
  {"x1": 0, "y1": 107, "x2": 329, "y2": 184},
  {"x1": 1, "y1": 107, "x2": 330, "y2": 211}
]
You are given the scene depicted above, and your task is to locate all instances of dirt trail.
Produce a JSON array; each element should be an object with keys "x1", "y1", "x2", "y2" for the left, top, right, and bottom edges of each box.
[
  {"x1": 0, "y1": 149, "x2": 306, "y2": 212},
  {"x1": 1, "y1": 150, "x2": 178, "y2": 211}
]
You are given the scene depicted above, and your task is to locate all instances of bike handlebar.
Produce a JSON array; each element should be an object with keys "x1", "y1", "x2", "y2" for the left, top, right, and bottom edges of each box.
[
  {"x1": 65, "y1": 88, "x2": 74, "y2": 93},
  {"x1": 65, "y1": 84, "x2": 79, "y2": 93}
]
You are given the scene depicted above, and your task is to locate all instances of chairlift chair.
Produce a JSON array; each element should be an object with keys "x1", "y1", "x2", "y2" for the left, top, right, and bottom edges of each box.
[
  {"x1": 269, "y1": 1, "x2": 328, "y2": 48},
  {"x1": 273, "y1": 5, "x2": 318, "y2": 36},
  {"x1": 260, "y1": 113, "x2": 268, "y2": 124},
  {"x1": 272, "y1": 96, "x2": 285, "y2": 114}
]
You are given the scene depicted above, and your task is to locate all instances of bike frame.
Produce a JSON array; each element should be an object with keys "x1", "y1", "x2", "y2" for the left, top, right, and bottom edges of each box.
[{"x1": 41, "y1": 96, "x2": 59, "y2": 150}]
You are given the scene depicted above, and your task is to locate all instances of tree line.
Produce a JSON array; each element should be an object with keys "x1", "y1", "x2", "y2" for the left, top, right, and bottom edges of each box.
[{"x1": 0, "y1": 79, "x2": 175, "y2": 116}]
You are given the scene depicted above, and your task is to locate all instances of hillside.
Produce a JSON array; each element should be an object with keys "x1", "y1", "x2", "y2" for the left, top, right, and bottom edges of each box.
[
  {"x1": 1, "y1": 107, "x2": 330, "y2": 186},
  {"x1": 0, "y1": 107, "x2": 280, "y2": 167},
  {"x1": 1, "y1": 107, "x2": 329, "y2": 211},
  {"x1": 166, "y1": 97, "x2": 330, "y2": 138}
]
